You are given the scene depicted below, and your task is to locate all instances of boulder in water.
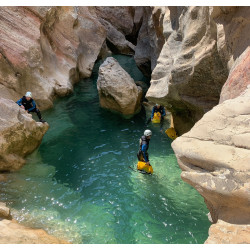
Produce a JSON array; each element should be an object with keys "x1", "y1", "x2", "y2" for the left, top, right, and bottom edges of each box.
[{"x1": 97, "y1": 57, "x2": 143, "y2": 116}]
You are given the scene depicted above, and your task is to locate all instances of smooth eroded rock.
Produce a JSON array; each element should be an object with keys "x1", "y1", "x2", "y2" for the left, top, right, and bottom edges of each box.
[
  {"x1": 0, "y1": 219, "x2": 69, "y2": 244},
  {"x1": 0, "y1": 98, "x2": 49, "y2": 172},
  {"x1": 97, "y1": 57, "x2": 142, "y2": 116},
  {"x1": 172, "y1": 86, "x2": 250, "y2": 242}
]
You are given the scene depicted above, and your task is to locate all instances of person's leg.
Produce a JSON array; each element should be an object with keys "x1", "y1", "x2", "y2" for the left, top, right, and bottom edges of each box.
[
  {"x1": 35, "y1": 108, "x2": 42, "y2": 120},
  {"x1": 137, "y1": 150, "x2": 144, "y2": 161},
  {"x1": 160, "y1": 116, "x2": 164, "y2": 130},
  {"x1": 29, "y1": 108, "x2": 46, "y2": 122},
  {"x1": 146, "y1": 117, "x2": 151, "y2": 126}
]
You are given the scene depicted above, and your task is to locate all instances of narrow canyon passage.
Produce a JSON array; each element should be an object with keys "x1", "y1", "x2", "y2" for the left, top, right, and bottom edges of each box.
[{"x1": 0, "y1": 55, "x2": 210, "y2": 243}]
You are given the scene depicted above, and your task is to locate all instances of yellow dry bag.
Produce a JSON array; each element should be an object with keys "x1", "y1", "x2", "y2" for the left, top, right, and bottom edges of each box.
[
  {"x1": 152, "y1": 112, "x2": 161, "y2": 123},
  {"x1": 165, "y1": 127, "x2": 177, "y2": 140},
  {"x1": 137, "y1": 161, "x2": 153, "y2": 174}
]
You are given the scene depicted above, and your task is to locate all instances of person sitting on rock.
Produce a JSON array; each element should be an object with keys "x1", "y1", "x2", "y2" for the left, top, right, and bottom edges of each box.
[
  {"x1": 147, "y1": 104, "x2": 166, "y2": 130},
  {"x1": 16, "y1": 91, "x2": 46, "y2": 123}
]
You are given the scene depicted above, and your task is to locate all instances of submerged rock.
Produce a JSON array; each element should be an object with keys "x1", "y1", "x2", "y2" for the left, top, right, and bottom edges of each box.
[
  {"x1": 97, "y1": 57, "x2": 142, "y2": 116},
  {"x1": 0, "y1": 202, "x2": 11, "y2": 219},
  {"x1": 0, "y1": 98, "x2": 49, "y2": 172}
]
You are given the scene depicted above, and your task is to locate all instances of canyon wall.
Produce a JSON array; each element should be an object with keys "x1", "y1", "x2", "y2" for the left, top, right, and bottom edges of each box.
[
  {"x1": 146, "y1": 6, "x2": 250, "y2": 135},
  {"x1": 169, "y1": 7, "x2": 250, "y2": 244},
  {"x1": 1, "y1": 6, "x2": 249, "y2": 244}
]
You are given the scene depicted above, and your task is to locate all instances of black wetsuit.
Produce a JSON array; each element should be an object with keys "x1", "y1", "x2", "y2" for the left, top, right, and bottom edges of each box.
[
  {"x1": 16, "y1": 96, "x2": 42, "y2": 120},
  {"x1": 137, "y1": 135, "x2": 150, "y2": 162}
]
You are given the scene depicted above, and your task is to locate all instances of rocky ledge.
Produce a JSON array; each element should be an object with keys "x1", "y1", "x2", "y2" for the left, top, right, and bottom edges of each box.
[
  {"x1": 0, "y1": 97, "x2": 49, "y2": 171},
  {"x1": 172, "y1": 86, "x2": 250, "y2": 243},
  {"x1": 0, "y1": 218, "x2": 69, "y2": 244}
]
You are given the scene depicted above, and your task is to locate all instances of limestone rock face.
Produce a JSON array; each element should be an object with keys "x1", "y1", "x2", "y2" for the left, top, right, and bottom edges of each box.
[
  {"x1": 146, "y1": 6, "x2": 250, "y2": 135},
  {"x1": 134, "y1": 7, "x2": 165, "y2": 77},
  {"x1": 93, "y1": 6, "x2": 136, "y2": 55},
  {"x1": 220, "y1": 47, "x2": 250, "y2": 103},
  {"x1": 205, "y1": 220, "x2": 250, "y2": 244},
  {"x1": 0, "y1": 6, "x2": 106, "y2": 110},
  {"x1": 0, "y1": 219, "x2": 69, "y2": 244},
  {"x1": 0, "y1": 98, "x2": 49, "y2": 172},
  {"x1": 172, "y1": 86, "x2": 250, "y2": 242},
  {"x1": 97, "y1": 57, "x2": 142, "y2": 116}
]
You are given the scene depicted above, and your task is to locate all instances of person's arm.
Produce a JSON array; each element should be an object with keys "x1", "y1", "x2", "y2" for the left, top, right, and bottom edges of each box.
[
  {"x1": 162, "y1": 107, "x2": 166, "y2": 116},
  {"x1": 151, "y1": 107, "x2": 155, "y2": 119},
  {"x1": 16, "y1": 98, "x2": 23, "y2": 106},
  {"x1": 27, "y1": 100, "x2": 36, "y2": 112},
  {"x1": 141, "y1": 144, "x2": 149, "y2": 162}
]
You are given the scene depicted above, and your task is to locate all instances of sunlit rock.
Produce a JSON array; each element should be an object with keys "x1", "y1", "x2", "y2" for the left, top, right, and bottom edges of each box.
[
  {"x1": 205, "y1": 220, "x2": 250, "y2": 244},
  {"x1": 97, "y1": 57, "x2": 142, "y2": 116},
  {"x1": 0, "y1": 6, "x2": 106, "y2": 109},
  {"x1": 0, "y1": 219, "x2": 69, "y2": 243},
  {"x1": 0, "y1": 202, "x2": 11, "y2": 219},
  {"x1": 146, "y1": 6, "x2": 250, "y2": 135},
  {"x1": 172, "y1": 86, "x2": 250, "y2": 242},
  {"x1": 0, "y1": 98, "x2": 49, "y2": 171}
]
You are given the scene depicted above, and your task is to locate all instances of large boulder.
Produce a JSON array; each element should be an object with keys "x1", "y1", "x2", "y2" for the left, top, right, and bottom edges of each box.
[
  {"x1": 0, "y1": 219, "x2": 69, "y2": 244},
  {"x1": 0, "y1": 98, "x2": 49, "y2": 172},
  {"x1": 146, "y1": 6, "x2": 250, "y2": 135},
  {"x1": 97, "y1": 57, "x2": 142, "y2": 116}
]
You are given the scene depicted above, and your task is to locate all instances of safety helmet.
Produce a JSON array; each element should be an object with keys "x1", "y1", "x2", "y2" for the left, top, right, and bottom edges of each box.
[
  {"x1": 144, "y1": 129, "x2": 152, "y2": 137},
  {"x1": 25, "y1": 91, "x2": 32, "y2": 98},
  {"x1": 156, "y1": 103, "x2": 160, "y2": 106}
]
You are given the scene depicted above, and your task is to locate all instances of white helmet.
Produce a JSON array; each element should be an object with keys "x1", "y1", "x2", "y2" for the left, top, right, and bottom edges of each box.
[
  {"x1": 144, "y1": 129, "x2": 152, "y2": 137},
  {"x1": 25, "y1": 91, "x2": 32, "y2": 98}
]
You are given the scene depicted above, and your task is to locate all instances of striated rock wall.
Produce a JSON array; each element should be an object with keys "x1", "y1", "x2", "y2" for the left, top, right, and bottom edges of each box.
[
  {"x1": 146, "y1": 6, "x2": 250, "y2": 135},
  {"x1": 134, "y1": 7, "x2": 165, "y2": 77},
  {"x1": 172, "y1": 40, "x2": 250, "y2": 243},
  {"x1": 0, "y1": 6, "x2": 107, "y2": 110}
]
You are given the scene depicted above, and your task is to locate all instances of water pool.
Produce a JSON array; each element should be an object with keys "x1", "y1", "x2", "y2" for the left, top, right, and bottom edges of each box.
[{"x1": 0, "y1": 55, "x2": 210, "y2": 243}]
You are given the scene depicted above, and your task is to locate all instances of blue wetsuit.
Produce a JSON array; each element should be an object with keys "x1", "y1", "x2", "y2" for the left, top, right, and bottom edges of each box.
[{"x1": 150, "y1": 105, "x2": 166, "y2": 119}]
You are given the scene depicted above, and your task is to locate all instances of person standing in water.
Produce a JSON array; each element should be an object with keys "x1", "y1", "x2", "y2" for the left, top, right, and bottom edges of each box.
[
  {"x1": 137, "y1": 129, "x2": 152, "y2": 166},
  {"x1": 16, "y1": 91, "x2": 46, "y2": 123}
]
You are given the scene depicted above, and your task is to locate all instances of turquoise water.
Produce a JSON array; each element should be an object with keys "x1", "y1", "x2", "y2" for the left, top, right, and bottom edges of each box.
[{"x1": 0, "y1": 55, "x2": 210, "y2": 243}]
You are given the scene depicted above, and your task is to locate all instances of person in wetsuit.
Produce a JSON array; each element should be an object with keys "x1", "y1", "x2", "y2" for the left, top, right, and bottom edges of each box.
[
  {"x1": 147, "y1": 104, "x2": 166, "y2": 130},
  {"x1": 137, "y1": 129, "x2": 152, "y2": 166},
  {"x1": 16, "y1": 91, "x2": 46, "y2": 123}
]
